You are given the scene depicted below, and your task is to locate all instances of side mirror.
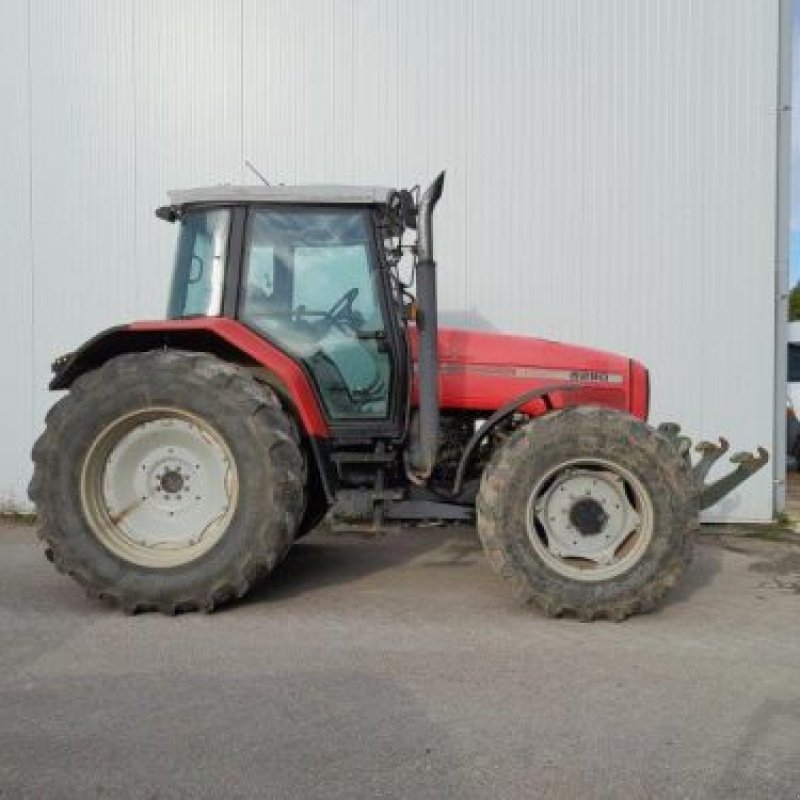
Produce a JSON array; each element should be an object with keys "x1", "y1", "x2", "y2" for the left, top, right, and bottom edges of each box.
[{"x1": 155, "y1": 205, "x2": 179, "y2": 223}]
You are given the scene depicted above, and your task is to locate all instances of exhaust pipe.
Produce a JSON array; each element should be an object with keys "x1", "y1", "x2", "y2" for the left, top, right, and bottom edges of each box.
[{"x1": 408, "y1": 172, "x2": 446, "y2": 481}]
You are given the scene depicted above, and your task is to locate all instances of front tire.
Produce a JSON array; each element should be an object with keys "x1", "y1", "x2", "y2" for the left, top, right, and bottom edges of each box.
[
  {"x1": 477, "y1": 406, "x2": 697, "y2": 621},
  {"x1": 29, "y1": 350, "x2": 305, "y2": 614}
]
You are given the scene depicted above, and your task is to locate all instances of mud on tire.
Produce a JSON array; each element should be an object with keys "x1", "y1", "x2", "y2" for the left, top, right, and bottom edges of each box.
[
  {"x1": 476, "y1": 406, "x2": 697, "y2": 621},
  {"x1": 29, "y1": 350, "x2": 305, "y2": 614}
]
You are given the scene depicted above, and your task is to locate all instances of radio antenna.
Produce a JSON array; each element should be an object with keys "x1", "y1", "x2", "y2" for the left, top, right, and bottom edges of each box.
[{"x1": 244, "y1": 160, "x2": 270, "y2": 186}]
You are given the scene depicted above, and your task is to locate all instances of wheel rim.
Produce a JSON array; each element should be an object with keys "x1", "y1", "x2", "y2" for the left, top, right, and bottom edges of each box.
[
  {"x1": 525, "y1": 457, "x2": 654, "y2": 582},
  {"x1": 80, "y1": 408, "x2": 238, "y2": 568}
]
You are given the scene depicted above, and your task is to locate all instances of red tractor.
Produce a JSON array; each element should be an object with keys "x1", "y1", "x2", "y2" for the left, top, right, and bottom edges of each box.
[{"x1": 30, "y1": 173, "x2": 767, "y2": 619}]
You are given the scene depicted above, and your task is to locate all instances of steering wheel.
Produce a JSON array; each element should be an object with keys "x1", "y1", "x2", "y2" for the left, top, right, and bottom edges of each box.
[{"x1": 323, "y1": 288, "x2": 359, "y2": 329}]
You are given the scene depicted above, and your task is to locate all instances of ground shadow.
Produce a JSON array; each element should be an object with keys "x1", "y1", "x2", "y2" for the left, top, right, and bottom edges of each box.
[
  {"x1": 236, "y1": 523, "x2": 722, "y2": 614},
  {"x1": 231, "y1": 524, "x2": 476, "y2": 610},
  {"x1": 661, "y1": 535, "x2": 723, "y2": 609}
]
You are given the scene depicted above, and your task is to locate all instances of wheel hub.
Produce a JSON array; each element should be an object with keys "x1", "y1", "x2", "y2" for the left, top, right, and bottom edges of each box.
[
  {"x1": 568, "y1": 497, "x2": 608, "y2": 536},
  {"x1": 527, "y1": 460, "x2": 653, "y2": 581},
  {"x1": 159, "y1": 468, "x2": 185, "y2": 495},
  {"x1": 141, "y1": 451, "x2": 200, "y2": 515},
  {"x1": 81, "y1": 410, "x2": 239, "y2": 568}
]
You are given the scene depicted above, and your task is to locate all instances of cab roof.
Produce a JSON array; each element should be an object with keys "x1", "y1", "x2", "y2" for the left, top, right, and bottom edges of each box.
[{"x1": 167, "y1": 184, "x2": 396, "y2": 209}]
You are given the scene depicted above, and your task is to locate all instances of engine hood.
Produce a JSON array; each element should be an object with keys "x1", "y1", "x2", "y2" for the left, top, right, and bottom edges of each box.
[
  {"x1": 410, "y1": 326, "x2": 647, "y2": 419},
  {"x1": 436, "y1": 327, "x2": 629, "y2": 378}
]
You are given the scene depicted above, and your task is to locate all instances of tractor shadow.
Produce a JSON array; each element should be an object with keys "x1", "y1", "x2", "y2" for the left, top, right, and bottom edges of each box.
[
  {"x1": 235, "y1": 524, "x2": 480, "y2": 608},
  {"x1": 660, "y1": 537, "x2": 722, "y2": 609},
  {"x1": 234, "y1": 524, "x2": 721, "y2": 613}
]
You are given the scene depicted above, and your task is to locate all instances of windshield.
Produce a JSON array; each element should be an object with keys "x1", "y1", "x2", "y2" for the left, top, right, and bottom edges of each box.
[{"x1": 167, "y1": 209, "x2": 230, "y2": 318}]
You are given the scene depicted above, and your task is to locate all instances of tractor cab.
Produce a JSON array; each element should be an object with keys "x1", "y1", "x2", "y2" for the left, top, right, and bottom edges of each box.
[{"x1": 159, "y1": 184, "x2": 421, "y2": 440}]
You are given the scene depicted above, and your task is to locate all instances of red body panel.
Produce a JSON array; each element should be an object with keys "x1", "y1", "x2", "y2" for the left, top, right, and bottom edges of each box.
[
  {"x1": 125, "y1": 319, "x2": 645, "y2": 437},
  {"x1": 409, "y1": 326, "x2": 643, "y2": 419},
  {"x1": 129, "y1": 318, "x2": 330, "y2": 437}
]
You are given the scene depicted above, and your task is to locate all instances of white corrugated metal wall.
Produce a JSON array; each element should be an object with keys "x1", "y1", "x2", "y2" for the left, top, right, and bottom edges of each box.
[{"x1": 0, "y1": 0, "x2": 783, "y2": 521}]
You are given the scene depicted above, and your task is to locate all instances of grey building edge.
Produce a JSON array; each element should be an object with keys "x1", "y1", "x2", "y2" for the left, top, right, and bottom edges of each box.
[{"x1": 772, "y1": 0, "x2": 792, "y2": 516}]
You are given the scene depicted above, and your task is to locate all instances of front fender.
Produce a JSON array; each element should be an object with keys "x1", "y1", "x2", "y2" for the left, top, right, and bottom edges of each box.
[{"x1": 451, "y1": 384, "x2": 580, "y2": 496}]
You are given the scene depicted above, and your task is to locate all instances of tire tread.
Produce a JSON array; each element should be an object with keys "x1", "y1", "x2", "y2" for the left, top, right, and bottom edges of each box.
[
  {"x1": 29, "y1": 350, "x2": 305, "y2": 615},
  {"x1": 476, "y1": 406, "x2": 698, "y2": 621}
]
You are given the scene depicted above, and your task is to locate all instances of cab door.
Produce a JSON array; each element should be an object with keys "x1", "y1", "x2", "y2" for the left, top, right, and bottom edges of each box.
[{"x1": 238, "y1": 207, "x2": 402, "y2": 434}]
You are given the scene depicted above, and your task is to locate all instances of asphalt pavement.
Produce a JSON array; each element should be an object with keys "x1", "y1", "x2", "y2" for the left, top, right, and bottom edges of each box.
[{"x1": 1, "y1": 520, "x2": 798, "y2": 799}]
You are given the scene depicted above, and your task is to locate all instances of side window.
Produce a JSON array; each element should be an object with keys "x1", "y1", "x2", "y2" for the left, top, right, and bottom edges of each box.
[
  {"x1": 167, "y1": 209, "x2": 229, "y2": 318},
  {"x1": 241, "y1": 210, "x2": 392, "y2": 421}
]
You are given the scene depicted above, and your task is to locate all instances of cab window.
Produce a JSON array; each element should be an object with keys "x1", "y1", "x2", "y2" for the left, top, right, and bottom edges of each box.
[
  {"x1": 167, "y1": 209, "x2": 229, "y2": 318},
  {"x1": 241, "y1": 209, "x2": 391, "y2": 421}
]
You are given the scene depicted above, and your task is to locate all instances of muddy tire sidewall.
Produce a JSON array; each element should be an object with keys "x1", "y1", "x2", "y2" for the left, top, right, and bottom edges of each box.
[
  {"x1": 478, "y1": 407, "x2": 697, "y2": 617},
  {"x1": 30, "y1": 351, "x2": 304, "y2": 611}
]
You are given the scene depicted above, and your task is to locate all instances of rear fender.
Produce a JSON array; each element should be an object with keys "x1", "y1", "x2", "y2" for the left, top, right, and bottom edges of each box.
[{"x1": 49, "y1": 319, "x2": 330, "y2": 439}]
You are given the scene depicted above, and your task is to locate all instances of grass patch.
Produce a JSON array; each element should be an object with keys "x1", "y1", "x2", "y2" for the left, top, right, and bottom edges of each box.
[
  {"x1": 740, "y1": 526, "x2": 799, "y2": 543},
  {"x1": 0, "y1": 511, "x2": 37, "y2": 526},
  {"x1": 701, "y1": 520, "x2": 800, "y2": 544}
]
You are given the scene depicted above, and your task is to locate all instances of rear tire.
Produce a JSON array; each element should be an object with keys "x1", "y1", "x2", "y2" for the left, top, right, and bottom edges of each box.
[
  {"x1": 477, "y1": 406, "x2": 697, "y2": 621},
  {"x1": 29, "y1": 350, "x2": 305, "y2": 614}
]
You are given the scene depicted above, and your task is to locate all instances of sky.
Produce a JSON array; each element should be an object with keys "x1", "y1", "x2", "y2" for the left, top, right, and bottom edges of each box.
[{"x1": 791, "y1": 0, "x2": 800, "y2": 283}]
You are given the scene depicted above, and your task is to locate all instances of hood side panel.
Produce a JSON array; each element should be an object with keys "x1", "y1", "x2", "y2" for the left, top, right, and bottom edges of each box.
[{"x1": 410, "y1": 326, "x2": 636, "y2": 417}]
